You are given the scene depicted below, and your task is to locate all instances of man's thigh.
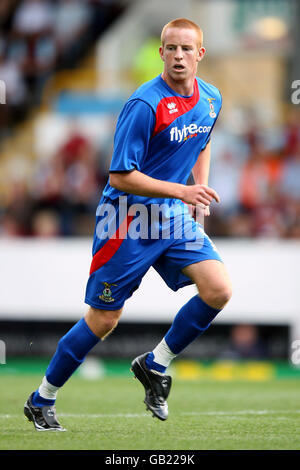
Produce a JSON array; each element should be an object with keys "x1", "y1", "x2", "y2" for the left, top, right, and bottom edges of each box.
[{"x1": 153, "y1": 217, "x2": 223, "y2": 292}]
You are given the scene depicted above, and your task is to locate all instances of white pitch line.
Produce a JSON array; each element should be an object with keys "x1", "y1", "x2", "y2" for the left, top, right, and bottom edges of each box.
[
  {"x1": 61, "y1": 413, "x2": 149, "y2": 418},
  {"x1": 0, "y1": 413, "x2": 148, "y2": 419},
  {"x1": 182, "y1": 410, "x2": 300, "y2": 416},
  {"x1": 62, "y1": 410, "x2": 300, "y2": 418},
  {"x1": 0, "y1": 410, "x2": 300, "y2": 419}
]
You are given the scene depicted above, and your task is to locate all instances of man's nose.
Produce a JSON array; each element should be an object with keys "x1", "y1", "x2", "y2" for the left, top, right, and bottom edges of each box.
[{"x1": 174, "y1": 47, "x2": 183, "y2": 59}]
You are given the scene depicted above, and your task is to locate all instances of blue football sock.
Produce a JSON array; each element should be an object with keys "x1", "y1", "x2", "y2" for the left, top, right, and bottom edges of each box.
[
  {"x1": 145, "y1": 351, "x2": 167, "y2": 374},
  {"x1": 32, "y1": 392, "x2": 55, "y2": 407},
  {"x1": 164, "y1": 294, "x2": 221, "y2": 354},
  {"x1": 44, "y1": 317, "x2": 100, "y2": 388}
]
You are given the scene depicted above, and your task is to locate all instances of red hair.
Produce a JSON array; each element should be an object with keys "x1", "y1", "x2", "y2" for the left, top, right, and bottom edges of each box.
[{"x1": 161, "y1": 18, "x2": 203, "y2": 48}]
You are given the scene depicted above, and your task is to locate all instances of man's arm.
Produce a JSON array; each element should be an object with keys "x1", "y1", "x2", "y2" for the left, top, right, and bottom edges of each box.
[
  {"x1": 109, "y1": 163, "x2": 219, "y2": 207},
  {"x1": 191, "y1": 141, "x2": 217, "y2": 216},
  {"x1": 192, "y1": 140, "x2": 211, "y2": 186}
]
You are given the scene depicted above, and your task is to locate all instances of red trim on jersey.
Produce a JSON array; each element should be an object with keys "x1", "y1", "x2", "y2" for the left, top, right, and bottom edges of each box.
[
  {"x1": 89, "y1": 214, "x2": 134, "y2": 275},
  {"x1": 152, "y1": 79, "x2": 199, "y2": 137}
]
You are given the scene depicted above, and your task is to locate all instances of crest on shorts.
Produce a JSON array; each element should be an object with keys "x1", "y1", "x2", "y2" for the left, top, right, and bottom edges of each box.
[
  {"x1": 99, "y1": 282, "x2": 117, "y2": 302},
  {"x1": 207, "y1": 98, "x2": 216, "y2": 118}
]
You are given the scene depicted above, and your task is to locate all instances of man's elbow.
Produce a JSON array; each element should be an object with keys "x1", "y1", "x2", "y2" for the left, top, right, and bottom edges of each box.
[
  {"x1": 109, "y1": 170, "x2": 136, "y2": 191},
  {"x1": 109, "y1": 172, "x2": 120, "y2": 189},
  {"x1": 109, "y1": 172, "x2": 130, "y2": 191}
]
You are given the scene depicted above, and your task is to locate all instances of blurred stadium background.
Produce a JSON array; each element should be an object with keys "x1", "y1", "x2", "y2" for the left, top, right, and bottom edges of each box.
[{"x1": 0, "y1": 0, "x2": 300, "y2": 383}]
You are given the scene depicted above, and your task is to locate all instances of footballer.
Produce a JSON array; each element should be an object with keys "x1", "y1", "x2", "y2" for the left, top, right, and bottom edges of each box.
[{"x1": 24, "y1": 18, "x2": 232, "y2": 431}]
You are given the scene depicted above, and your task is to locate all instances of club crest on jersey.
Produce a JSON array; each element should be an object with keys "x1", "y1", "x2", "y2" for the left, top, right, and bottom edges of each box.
[
  {"x1": 167, "y1": 102, "x2": 178, "y2": 114},
  {"x1": 207, "y1": 98, "x2": 216, "y2": 118},
  {"x1": 99, "y1": 282, "x2": 117, "y2": 302}
]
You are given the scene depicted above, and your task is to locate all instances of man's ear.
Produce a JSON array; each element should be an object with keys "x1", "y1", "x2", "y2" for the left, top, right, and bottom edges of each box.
[
  {"x1": 197, "y1": 47, "x2": 206, "y2": 62},
  {"x1": 159, "y1": 45, "x2": 164, "y2": 62}
]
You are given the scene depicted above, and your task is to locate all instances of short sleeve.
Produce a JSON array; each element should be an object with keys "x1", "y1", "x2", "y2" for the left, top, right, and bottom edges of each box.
[
  {"x1": 200, "y1": 89, "x2": 222, "y2": 151},
  {"x1": 109, "y1": 99, "x2": 155, "y2": 172}
]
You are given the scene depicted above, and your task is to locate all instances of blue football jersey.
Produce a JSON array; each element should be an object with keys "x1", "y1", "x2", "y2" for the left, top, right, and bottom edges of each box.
[
  {"x1": 103, "y1": 74, "x2": 222, "y2": 206},
  {"x1": 86, "y1": 75, "x2": 223, "y2": 307}
]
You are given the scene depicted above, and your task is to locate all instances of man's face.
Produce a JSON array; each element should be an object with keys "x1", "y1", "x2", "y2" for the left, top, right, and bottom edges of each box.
[{"x1": 159, "y1": 27, "x2": 205, "y2": 83}]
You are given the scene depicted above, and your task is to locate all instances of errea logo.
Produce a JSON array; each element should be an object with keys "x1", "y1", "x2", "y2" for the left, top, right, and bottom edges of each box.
[{"x1": 167, "y1": 102, "x2": 178, "y2": 114}]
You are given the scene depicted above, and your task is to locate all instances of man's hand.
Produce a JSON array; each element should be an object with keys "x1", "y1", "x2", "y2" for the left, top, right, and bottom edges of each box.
[
  {"x1": 182, "y1": 184, "x2": 220, "y2": 206},
  {"x1": 188, "y1": 203, "x2": 210, "y2": 221},
  {"x1": 203, "y1": 206, "x2": 210, "y2": 217}
]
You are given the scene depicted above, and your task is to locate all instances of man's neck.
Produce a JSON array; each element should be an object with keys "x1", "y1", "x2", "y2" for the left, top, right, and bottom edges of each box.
[{"x1": 161, "y1": 73, "x2": 195, "y2": 97}]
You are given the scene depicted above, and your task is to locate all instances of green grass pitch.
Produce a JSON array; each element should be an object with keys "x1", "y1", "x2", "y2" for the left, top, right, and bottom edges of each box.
[{"x1": 0, "y1": 374, "x2": 300, "y2": 450}]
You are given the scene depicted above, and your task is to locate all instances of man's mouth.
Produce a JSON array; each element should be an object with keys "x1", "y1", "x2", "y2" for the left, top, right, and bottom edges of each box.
[{"x1": 173, "y1": 64, "x2": 185, "y2": 71}]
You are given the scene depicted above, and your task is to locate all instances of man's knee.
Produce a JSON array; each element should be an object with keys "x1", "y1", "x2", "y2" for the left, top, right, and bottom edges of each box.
[
  {"x1": 200, "y1": 283, "x2": 232, "y2": 310},
  {"x1": 85, "y1": 306, "x2": 123, "y2": 338},
  {"x1": 183, "y1": 260, "x2": 232, "y2": 310},
  {"x1": 100, "y1": 309, "x2": 122, "y2": 331}
]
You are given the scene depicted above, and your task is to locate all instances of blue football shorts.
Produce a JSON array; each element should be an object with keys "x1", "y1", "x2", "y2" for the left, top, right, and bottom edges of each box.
[{"x1": 85, "y1": 196, "x2": 222, "y2": 310}]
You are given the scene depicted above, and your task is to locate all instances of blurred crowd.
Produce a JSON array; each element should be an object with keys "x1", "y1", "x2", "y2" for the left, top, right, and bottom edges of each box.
[
  {"x1": 0, "y1": 125, "x2": 109, "y2": 237},
  {"x1": 206, "y1": 110, "x2": 300, "y2": 239},
  {"x1": 0, "y1": 108, "x2": 299, "y2": 239},
  {"x1": 0, "y1": 0, "x2": 124, "y2": 135},
  {"x1": 0, "y1": 0, "x2": 299, "y2": 239}
]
